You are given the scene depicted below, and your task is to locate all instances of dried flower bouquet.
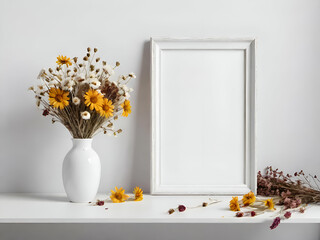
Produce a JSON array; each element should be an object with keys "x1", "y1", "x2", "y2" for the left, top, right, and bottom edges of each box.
[
  {"x1": 258, "y1": 166, "x2": 320, "y2": 208},
  {"x1": 29, "y1": 47, "x2": 135, "y2": 138}
]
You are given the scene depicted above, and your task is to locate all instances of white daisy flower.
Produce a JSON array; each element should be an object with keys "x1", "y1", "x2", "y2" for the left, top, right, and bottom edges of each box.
[
  {"x1": 72, "y1": 97, "x2": 80, "y2": 105},
  {"x1": 37, "y1": 68, "x2": 46, "y2": 79},
  {"x1": 62, "y1": 79, "x2": 75, "y2": 91},
  {"x1": 81, "y1": 111, "x2": 91, "y2": 120},
  {"x1": 89, "y1": 78, "x2": 101, "y2": 89},
  {"x1": 104, "y1": 65, "x2": 114, "y2": 76}
]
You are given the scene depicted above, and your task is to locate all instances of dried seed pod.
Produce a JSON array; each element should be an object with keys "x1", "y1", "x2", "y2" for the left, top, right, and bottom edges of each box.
[
  {"x1": 48, "y1": 68, "x2": 53, "y2": 73},
  {"x1": 168, "y1": 209, "x2": 175, "y2": 215},
  {"x1": 79, "y1": 63, "x2": 83, "y2": 67},
  {"x1": 116, "y1": 61, "x2": 120, "y2": 66},
  {"x1": 87, "y1": 53, "x2": 90, "y2": 57},
  {"x1": 95, "y1": 69, "x2": 100, "y2": 73},
  {"x1": 94, "y1": 48, "x2": 98, "y2": 52},
  {"x1": 73, "y1": 57, "x2": 78, "y2": 63},
  {"x1": 87, "y1": 47, "x2": 91, "y2": 52},
  {"x1": 90, "y1": 65, "x2": 95, "y2": 71},
  {"x1": 73, "y1": 67, "x2": 77, "y2": 72},
  {"x1": 117, "y1": 129, "x2": 122, "y2": 133},
  {"x1": 202, "y1": 202, "x2": 208, "y2": 207},
  {"x1": 96, "y1": 57, "x2": 100, "y2": 62},
  {"x1": 83, "y1": 56, "x2": 88, "y2": 61},
  {"x1": 102, "y1": 61, "x2": 106, "y2": 66}
]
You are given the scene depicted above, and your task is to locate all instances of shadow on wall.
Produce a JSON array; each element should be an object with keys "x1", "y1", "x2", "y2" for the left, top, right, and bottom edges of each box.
[
  {"x1": 0, "y1": 107, "x2": 69, "y2": 192},
  {"x1": 0, "y1": 223, "x2": 319, "y2": 240},
  {"x1": 130, "y1": 41, "x2": 151, "y2": 192}
]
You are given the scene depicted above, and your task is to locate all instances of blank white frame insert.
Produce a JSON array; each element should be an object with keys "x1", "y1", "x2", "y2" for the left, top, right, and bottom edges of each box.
[{"x1": 151, "y1": 38, "x2": 256, "y2": 195}]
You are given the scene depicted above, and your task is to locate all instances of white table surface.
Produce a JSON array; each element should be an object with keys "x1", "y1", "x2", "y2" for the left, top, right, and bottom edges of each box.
[{"x1": 0, "y1": 193, "x2": 319, "y2": 223}]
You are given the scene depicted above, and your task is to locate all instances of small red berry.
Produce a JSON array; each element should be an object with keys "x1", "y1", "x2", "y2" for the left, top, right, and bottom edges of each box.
[
  {"x1": 178, "y1": 205, "x2": 186, "y2": 212},
  {"x1": 42, "y1": 109, "x2": 49, "y2": 116},
  {"x1": 250, "y1": 211, "x2": 256, "y2": 217},
  {"x1": 284, "y1": 211, "x2": 291, "y2": 219},
  {"x1": 96, "y1": 200, "x2": 104, "y2": 206},
  {"x1": 236, "y1": 212, "x2": 244, "y2": 217}
]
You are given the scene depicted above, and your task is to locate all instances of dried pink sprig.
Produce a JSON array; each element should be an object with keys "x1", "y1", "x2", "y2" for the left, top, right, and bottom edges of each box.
[{"x1": 270, "y1": 217, "x2": 281, "y2": 229}]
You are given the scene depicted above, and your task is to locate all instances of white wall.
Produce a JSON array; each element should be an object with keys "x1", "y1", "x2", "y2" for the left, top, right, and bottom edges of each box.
[{"x1": 0, "y1": 0, "x2": 319, "y2": 239}]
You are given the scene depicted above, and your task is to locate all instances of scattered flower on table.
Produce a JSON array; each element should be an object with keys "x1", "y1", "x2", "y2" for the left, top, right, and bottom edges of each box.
[
  {"x1": 110, "y1": 187, "x2": 129, "y2": 203},
  {"x1": 133, "y1": 186, "x2": 143, "y2": 201},
  {"x1": 92, "y1": 186, "x2": 144, "y2": 206},
  {"x1": 242, "y1": 191, "x2": 256, "y2": 206},
  {"x1": 263, "y1": 199, "x2": 276, "y2": 210},
  {"x1": 229, "y1": 197, "x2": 240, "y2": 211}
]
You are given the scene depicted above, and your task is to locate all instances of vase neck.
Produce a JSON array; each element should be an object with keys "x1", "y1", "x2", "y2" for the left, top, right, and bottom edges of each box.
[{"x1": 72, "y1": 139, "x2": 93, "y2": 149}]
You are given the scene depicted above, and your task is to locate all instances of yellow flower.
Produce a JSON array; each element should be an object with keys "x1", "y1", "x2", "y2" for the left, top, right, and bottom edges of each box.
[
  {"x1": 48, "y1": 88, "x2": 70, "y2": 109},
  {"x1": 99, "y1": 98, "x2": 114, "y2": 118},
  {"x1": 121, "y1": 99, "x2": 131, "y2": 117},
  {"x1": 242, "y1": 191, "x2": 256, "y2": 206},
  {"x1": 110, "y1": 187, "x2": 129, "y2": 203},
  {"x1": 229, "y1": 197, "x2": 240, "y2": 211},
  {"x1": 263, "y1": 198, "x2": 276, "y2": 210},
  {"x1": 84, "y1": 89, "x2": 103, "y2": 111},
  {"x1": 56, "y1": 55, "x2": 72, "y2": 67},
  {"x1": 133, "y1": 187, "x2": 143, "y2": 201}
]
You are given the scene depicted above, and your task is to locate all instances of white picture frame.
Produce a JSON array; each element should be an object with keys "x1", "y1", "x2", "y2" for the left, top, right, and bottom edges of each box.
[{"x1": 151, "y1": 38, "x2": 256, "y2": 195}]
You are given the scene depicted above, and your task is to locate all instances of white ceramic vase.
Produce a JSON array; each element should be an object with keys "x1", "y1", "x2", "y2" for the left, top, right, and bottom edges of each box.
[{"x1": 62, "y1": 139, "x2": 101, "y2": 203}]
